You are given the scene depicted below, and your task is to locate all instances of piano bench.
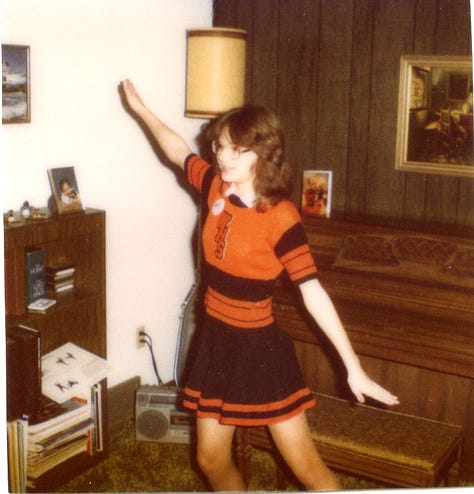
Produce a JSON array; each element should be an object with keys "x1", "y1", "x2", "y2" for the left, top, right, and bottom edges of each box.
[{"x1": 235, "y1": 393, "x2": 462, "y2": 488}]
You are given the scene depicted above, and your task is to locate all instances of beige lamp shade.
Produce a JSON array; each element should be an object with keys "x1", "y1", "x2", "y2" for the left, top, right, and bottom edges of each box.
[{"x1": 185, "y1": 27, "x2": 247, "y2": 118}]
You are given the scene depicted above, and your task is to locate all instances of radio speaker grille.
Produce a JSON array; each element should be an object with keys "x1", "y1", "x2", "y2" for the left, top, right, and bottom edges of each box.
[{"x1": 136, "y1": 409, "x2": 169, "y2": 440}]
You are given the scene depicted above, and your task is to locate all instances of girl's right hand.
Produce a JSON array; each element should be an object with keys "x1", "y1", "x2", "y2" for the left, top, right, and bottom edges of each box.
[{"x1": 347, "y1": 366, "x2": 399, "y2": 406}]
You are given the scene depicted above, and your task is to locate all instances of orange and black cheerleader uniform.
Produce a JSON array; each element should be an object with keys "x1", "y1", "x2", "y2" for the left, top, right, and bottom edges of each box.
[{"x1": 182, "y1": 154, "x2": 318, "y2": 426}]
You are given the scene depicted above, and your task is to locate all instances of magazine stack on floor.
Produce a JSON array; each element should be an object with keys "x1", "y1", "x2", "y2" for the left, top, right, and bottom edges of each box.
[
  {"x1": 7, "y1": 341, "x2": 109, "y2": 492},
  {"x1": 26, "y1": 391, "x2": 99, "y2": 483}
]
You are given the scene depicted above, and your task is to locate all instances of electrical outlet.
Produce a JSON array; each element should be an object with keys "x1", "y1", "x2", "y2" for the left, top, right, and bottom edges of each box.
[{"x1": 136, "y1": 326, "x2": 146, "y2": 349}]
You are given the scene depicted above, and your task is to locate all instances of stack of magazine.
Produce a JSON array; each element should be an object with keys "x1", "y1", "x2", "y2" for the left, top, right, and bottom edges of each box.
[
  {"x1": 26, "y1": 388, "x2": 101, "y2": 483},
  {"x1": 7, "y1": 342, "x2": 109, "y2": 492}
]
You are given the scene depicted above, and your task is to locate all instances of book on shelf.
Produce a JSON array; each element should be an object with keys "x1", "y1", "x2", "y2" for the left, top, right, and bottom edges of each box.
[
  {"x1": 27, "y1": 396, "x2": 69, "y2": 426},
  {"x1": 45, "y1": 263, "x2": 75, "y2": 279},
  {"x1": 90, "y1": 382, "x2": 104, "y2": 453},
  {"x1": 27, "y1": 400, "x2": 93, "y2": 481},
  {"x1": 27, "y1": 387, "x2": 103, "y2": 482},
  {"x1": 45, "y1": 275, "x2": 75, "y2": 286},
  {"x1": 45, "y1": 263, "x2": 75, "y2": 295},
  {"x1": 41, "y1": 342, "x2": 110, "y2": 404},
  {"x1": 29, "y1": 416, "x2": 93, "y2": 453},
  {"x1": 28, "y1": 297, "x2": 57, "y2": 314},
  {"x1": 27, "y1": 435, "x2": 89, "y2": 479},
  {"x1": 46, "y1": 282, "x2": 75, "y2": 295},
  {"x1": 7, "y1": 394, "x2": 104, "y2": 491},
  {"x1": 7, "y1": 418, "x2": 28, "y2": 493},
  {"x1": 27, "y1": 396, "x2": 92, "y2": 440},
  {"x1": 25, "y1": 247, "x2": 46, "y2": 304},
  {"x1": 7, "y1": 340, "x2": 107, "y2": 489},
  {"x1": 6, "y1": 324, "x2": 42, "y2": 419},
  {"x1": 27, "y1": 434, "x2": 90, "y2": 480},
  {"x1": 7, "y1": 336, "x2": 24, "y2": 421},
  {"x1": 7, "y1": 421, "x2": 19, "y2": 493}
]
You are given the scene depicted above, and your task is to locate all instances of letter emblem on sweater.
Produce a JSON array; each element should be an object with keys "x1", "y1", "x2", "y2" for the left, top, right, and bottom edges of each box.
[{"x1": 214, "y1": 210, "x2": 233, "y2": 259}]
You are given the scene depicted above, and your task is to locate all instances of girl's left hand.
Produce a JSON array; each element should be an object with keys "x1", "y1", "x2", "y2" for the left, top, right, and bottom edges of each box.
[{"x1": 347, "y1": 367, "x2": 399, "y2": 406}]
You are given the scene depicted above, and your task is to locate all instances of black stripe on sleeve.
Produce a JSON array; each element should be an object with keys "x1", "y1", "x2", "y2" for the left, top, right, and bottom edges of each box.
[{"x1": 274, "y1": 222, "x2": 310, "y2": 258}]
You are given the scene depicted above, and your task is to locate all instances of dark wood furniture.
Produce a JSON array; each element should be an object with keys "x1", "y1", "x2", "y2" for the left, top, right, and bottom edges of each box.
[
  {"x1": 236, "y1": 393, "x2": 462, "y2": 488},
  {"x1": 272, "y1": 214, "x2": 474, "y2": 480},
  {"x1": 4, "y1": 208, "x2": 107, "y2": 492},
  {"x1": 214, "y1": 0, "x2": 473, "y2": 231}
]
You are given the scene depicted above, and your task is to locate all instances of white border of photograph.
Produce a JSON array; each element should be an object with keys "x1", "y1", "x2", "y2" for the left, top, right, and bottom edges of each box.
[{"x1": 301, "y1": 170, "x2": 333, "y2": 218}]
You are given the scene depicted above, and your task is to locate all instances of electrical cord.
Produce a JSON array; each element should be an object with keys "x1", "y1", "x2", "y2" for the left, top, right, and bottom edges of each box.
[{"x1": 139, "y1": 330, "x2": 164, "y2": 386}]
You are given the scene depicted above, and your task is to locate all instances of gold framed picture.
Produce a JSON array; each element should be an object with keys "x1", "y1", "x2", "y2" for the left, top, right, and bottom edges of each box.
[{"x1": 395, "y1": 55, "x2": 473, "y2": 177}]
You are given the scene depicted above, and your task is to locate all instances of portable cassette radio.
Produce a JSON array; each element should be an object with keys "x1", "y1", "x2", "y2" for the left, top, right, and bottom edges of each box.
[{"x1": 135, "y1": 384, "x2": 194, "y2": 444}]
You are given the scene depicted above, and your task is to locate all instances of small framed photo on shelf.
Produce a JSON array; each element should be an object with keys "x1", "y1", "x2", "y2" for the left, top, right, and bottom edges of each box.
[
  {"x1": 301, "y1": 170, "x2": 332, "y2": 218},
  {"x1": 48, "y1": 166, "x2": 84, "y2": 214},
  {"x1": 2, "y1": 44, "x2": 30, "y2": 124}
]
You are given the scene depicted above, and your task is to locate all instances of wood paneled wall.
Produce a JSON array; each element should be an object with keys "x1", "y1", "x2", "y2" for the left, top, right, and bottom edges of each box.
[{"x1": 213, "y1": 0, "x2": 473, "y2": 229}]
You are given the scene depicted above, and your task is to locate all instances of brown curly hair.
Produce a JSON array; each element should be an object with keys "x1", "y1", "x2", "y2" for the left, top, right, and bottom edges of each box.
[{"x1": 206, "y1": 104, "x2": 293, "y2": 211}]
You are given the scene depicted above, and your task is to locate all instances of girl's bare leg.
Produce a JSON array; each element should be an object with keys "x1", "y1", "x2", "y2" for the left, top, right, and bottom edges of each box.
[
  {"x1": 196, "y1": 417, "x2": 246, "y2": 491},
  {"x1": 269, "y1": 412, "x2": 341, "y2": 491}
]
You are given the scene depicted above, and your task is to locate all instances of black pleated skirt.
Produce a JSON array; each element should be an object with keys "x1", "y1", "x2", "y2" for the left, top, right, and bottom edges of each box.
[{"x1": 182, "y1": 315, "x2": 315, "y2": 426}]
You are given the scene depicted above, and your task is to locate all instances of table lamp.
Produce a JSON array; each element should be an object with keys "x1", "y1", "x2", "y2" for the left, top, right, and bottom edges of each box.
[
  {"x1": 176, "y1": 29, "x2": 247, "y2": 384},
  {"x1": 185, "y1": 27, "x2": 247, "y2": 118}
]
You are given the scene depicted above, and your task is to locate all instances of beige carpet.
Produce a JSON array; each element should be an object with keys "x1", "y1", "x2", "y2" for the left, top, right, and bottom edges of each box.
[{"x1": 51, "y1": 417, "x2": 386, "y2": 492}]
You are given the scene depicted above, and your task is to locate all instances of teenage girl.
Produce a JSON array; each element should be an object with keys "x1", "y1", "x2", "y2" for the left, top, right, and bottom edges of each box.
[{"x1": 121, "y1": 79, "x2": 399, "y2": 491}]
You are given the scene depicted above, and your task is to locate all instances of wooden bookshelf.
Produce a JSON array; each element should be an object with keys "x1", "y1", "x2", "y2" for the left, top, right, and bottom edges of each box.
[{"x1": 4, "y1": 208, "x2": 107, "y2": 491}]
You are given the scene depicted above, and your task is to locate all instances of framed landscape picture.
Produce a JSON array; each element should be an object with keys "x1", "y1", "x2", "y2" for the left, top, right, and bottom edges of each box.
[
  {"x1": 2, "y1": 44, "x2": 30, "y2": 124},
  {"x1": 301, "y1": 170, "x2": 332, "y2": 218},
  {"x1": 48, "y1": 167, "x2": 84, "y2": 214}
]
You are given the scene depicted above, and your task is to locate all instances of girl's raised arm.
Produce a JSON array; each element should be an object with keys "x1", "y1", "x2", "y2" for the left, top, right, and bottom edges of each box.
[{"x1": 121, "y1": 79, "x2": 192, "y2": 169}]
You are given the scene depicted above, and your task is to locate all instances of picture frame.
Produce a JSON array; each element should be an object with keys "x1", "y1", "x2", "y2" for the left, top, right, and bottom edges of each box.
[
  {"x1": 48, "y1": 167, "x2": 84, "y2": 214},
  {"x1": 301, "y1": 170, "x2": 332, "y2": 218},
  {"x1": 395, "y1": 55, "x2": 473, "y2": 177},
  {"x1": 2, "y1": 44, "x2": 30, "y2": 124}
]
